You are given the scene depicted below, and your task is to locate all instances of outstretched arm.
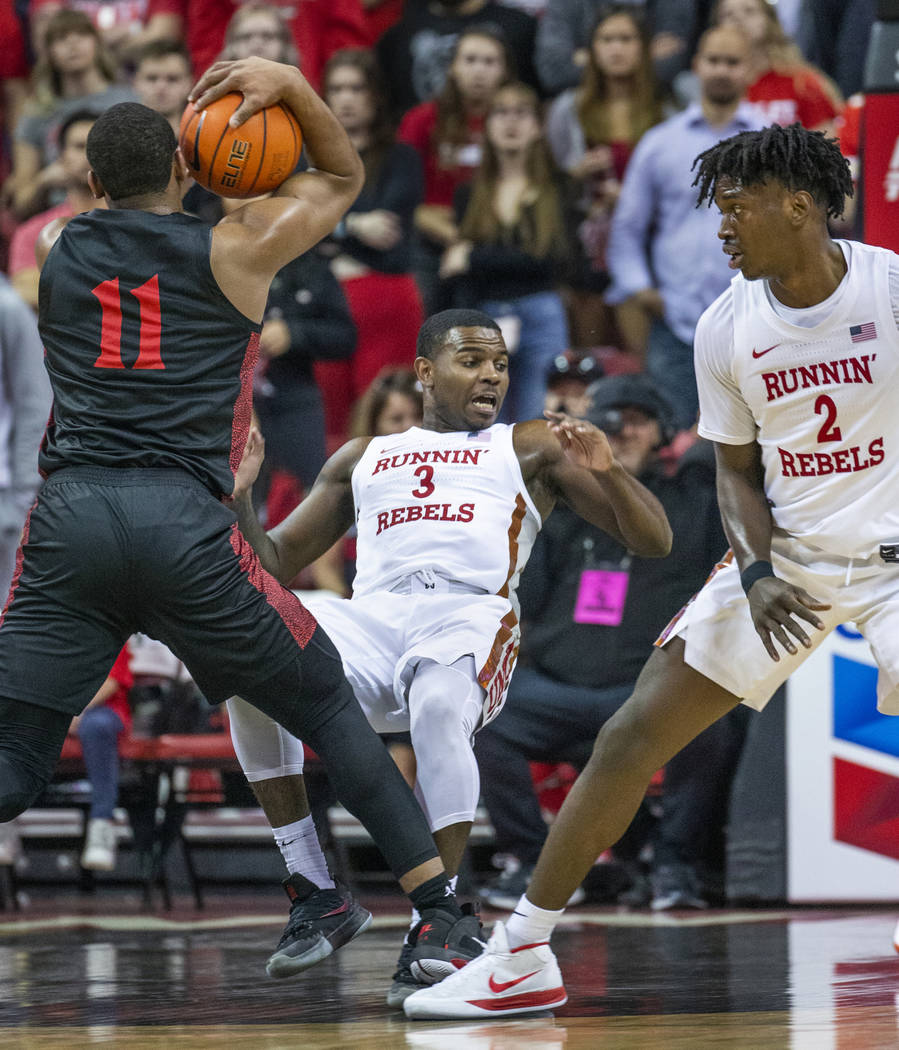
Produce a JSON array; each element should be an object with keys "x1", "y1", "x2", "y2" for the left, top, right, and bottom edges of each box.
[
  {"x1": 233, "y1": 437, "x2": 366, "y2": 585},
  {"x1": 715, "y1": 440, "x2": 829, "y2": 660},
  {"x1": 517, "y1": 416, "x2": 672, "y2": 557}
]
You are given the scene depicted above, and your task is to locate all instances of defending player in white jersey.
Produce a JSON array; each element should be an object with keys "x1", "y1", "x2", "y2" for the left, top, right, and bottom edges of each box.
[
  {"x1": 401, "y1": 124, "x2": 899, "y2": 1020},
  {"x1": 227, "y1": 308, "x2": 672, "y2": 1002}
]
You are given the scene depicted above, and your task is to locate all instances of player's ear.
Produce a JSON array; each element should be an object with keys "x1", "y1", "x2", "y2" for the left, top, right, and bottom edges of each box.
[
  {"x1": 414, "y1": 355, "x2": 433, "y2": 390},
  {"x1": 790, "y1": 189, "x2": 814, "y2": 226},
  {"x1": 87, "y1": 170, "x2": 105, "y2": 199},
  {"x1": 173, "y1": 146, "x2": 189, "y2": 182}
]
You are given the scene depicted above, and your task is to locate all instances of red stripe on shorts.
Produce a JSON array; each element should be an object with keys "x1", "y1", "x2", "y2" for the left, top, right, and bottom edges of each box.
[
  {"x1": 0, "y1": 498, "x2": 38, "y2": 626},
  {"x1": 229, "y1": 524, "x2": 317, "y2": 649}
]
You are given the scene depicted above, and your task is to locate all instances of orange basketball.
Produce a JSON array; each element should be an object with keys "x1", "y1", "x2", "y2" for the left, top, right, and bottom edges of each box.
[{"x1": 179, "y1": 93, "x2": 303, "y2": 199}]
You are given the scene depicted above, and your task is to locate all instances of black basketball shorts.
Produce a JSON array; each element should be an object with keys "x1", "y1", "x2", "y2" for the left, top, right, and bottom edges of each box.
[{"x1": 0, "y1": 466, "x2": 339, "y2": 717}]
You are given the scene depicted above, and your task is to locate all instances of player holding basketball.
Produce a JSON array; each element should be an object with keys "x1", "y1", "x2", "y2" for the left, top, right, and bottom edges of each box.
[
  {"x1": 0, "y1": 57, "x2": 480, "y2": 976},
  {"x1": 225, "y1": 307, "x2": 672, "y2": 1003},
  {"x1": 402, "y1": 123, "x2": 899, "y2": 1018}
]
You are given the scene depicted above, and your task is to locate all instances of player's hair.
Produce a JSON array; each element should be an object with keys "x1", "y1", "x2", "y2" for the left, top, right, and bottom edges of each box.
[
  {"x1": 416, "y1": 310, "x2": 501, "y2": 360},
  {"x1": 86, "y1": 103, "x2": 177, "y2": 201},
  {"x1": 692, "y1": 123, "x2": 853, "y2": 219}
]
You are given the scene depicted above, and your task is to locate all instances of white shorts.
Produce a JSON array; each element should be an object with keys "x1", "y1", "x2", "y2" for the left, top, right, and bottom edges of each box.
[
  {"x1": 302, "y1": 588, "x2": 519, "y2": 733},
  {"x1": 657, "y1": 531, "x2": 899, "y2": 714}
]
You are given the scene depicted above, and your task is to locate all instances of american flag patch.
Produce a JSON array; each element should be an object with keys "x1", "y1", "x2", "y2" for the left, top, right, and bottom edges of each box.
[
  {"x1": 467, "y1": 430, "x2": 490, "y2": 441},
  {"x1": 850, "y1": 322, "x2": 876, "y2": 343}
]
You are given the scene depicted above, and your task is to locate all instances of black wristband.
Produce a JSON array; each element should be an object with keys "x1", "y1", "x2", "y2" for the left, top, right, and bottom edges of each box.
[{"x1": 740, "y1": 560, "x2": 775, "y2": 595}]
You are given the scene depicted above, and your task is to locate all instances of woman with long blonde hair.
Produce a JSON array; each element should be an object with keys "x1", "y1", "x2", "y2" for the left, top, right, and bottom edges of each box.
[{"x1": 440, "y1": 81, "x2": 570, "y2": 423}]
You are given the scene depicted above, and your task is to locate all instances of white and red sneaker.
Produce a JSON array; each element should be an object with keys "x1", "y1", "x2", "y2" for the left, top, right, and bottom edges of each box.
[{"x1": 403, "y1": 920, "x2": 567, "y2": 1020}]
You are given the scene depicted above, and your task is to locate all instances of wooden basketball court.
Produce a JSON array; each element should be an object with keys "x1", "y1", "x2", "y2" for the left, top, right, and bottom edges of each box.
[{"x1": 2, "y1": 889, "x2": 898, "y2": 1048}]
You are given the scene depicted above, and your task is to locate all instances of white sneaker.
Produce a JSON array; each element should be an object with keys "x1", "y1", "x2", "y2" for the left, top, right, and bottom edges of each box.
[
  {"x1": 0, "y1": 822, "x2": 22, "y2": 866},
  {"x1": 403, "y1": 920, "x2": 567, "y2": 1020},
  {"x1": 81, "y1": 818, "x2": 117, "y2": 871}
]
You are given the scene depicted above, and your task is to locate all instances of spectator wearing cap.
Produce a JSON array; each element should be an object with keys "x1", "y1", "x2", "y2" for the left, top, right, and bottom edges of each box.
[
  {"x1": 475, "y1": 372, "x2": 750, "y2": 910},
  {"x1": 543, "y1": 349, "x2": 603, "y2": 419}
]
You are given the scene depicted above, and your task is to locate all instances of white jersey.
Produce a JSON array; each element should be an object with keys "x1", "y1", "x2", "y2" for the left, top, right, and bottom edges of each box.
[
  {"x1": 695, "y1": 239, "x2": 899, "y2": 559},
  {"x1": 350, "y1": 423, "x2": 541, "y2": 612}
]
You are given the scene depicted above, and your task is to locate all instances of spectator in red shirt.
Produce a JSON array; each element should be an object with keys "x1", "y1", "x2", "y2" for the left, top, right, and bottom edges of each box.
[
  {"x1": 714, "y1": 0, "x2": 842, "y2": 133},
  {"x1": 398, "y1": 26, "x2": 512, "y2": 313},
  {"x1": 69, "y1": 644, "x2": 134, "y2": 872}
]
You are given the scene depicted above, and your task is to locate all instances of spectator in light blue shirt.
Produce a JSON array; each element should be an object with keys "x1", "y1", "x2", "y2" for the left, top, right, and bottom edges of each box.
[{"x1": 606, "y1": 24, "x2": 764, "y2": 430}]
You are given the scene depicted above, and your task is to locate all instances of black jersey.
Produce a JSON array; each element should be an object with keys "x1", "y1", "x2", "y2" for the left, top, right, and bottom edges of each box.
[{"x1": 38, "y1": 209, "x2": 262, "y2": 497}]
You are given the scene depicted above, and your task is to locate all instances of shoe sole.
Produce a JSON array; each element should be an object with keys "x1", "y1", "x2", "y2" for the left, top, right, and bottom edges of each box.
[
  {"x1": 404, "y1": 987, "x2": 568, "y2": 1019},
  {"x1": 266, "y1": 907, "x2": 373, "y2": 979}
]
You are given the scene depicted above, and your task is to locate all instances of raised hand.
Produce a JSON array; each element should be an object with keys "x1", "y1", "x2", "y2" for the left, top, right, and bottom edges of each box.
[
  {"x1": 188, "y1": 57, "x2": 304, "y2": 128},
  {"x1": 544, "y1": 410, "x2": 615, "y2": 472}
]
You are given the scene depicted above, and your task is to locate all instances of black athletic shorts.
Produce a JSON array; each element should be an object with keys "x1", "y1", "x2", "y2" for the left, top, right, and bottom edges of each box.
[{"x1": 0, "y1": 466, "x2": 340, "y2": 716}]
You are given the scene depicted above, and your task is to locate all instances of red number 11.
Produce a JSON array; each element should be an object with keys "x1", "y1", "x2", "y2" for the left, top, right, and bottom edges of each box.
[{"x1": 91, "y1": 274, "x2": 165, "y2": 370}]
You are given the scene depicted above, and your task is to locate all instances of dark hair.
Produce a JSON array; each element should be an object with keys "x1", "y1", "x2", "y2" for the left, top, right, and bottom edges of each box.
[
  {"x1": 349, "y1": 367, "x2": 423, "y2": 438},
  {"x1": 437, "y1": 26, "x2": 513, "y2": 148},
  {"x1": 323, "y1": 49, "x2": 395, "y2": 187},
  {"x1": 58, "y1": 108, "x2": 99, "y2": 150},
  {"x1": 31, "y1": 9, "x2": 117, "y2": 110},
  {"x1": 578, "y1": 5, "x2": 662, "y2": 147},
  {"x1": 460, "y1": 82, "x2": 567, "y2": 259},
  {"x1": 86, "y1": 103, "x2": 177, "y2": 201},
  {"x1": 416, "y1": 309, "x2": 501, "y2": 360},
  {"x1": 692, "y1": 123, "x2": 853, "y2": 219},
  {"x1": 135, "y1": 38, "x2": 192, "y2": 69}
]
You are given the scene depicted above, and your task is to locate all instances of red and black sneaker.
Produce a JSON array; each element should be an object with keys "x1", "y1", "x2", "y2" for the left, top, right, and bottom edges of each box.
[
  {"x1": 409, "y1": 901, "x2": 487, "y2": 985},
  {"x1": 266, "y1": 873, "x2": 372, "y2": 978}
]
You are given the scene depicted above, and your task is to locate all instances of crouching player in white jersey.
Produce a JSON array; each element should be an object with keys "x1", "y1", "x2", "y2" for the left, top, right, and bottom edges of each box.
[
  {"x1": 227, "y1": 307, "x2": 672, "y2": 1003},
  {"x1": 401, "y1": 122, "x2": 899, "y2": 1019}
]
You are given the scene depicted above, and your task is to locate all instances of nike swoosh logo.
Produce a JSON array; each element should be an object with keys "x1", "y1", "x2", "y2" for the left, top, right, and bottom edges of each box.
[
  {"x1": 488, "y1": 969, "x2": 540, "y2": 993},
  {"x1": 752, "y1": 343, "x2": 780, "y2": 359}
]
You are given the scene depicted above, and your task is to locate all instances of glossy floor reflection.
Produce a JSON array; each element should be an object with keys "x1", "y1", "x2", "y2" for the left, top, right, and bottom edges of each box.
[{"x1": 1, "y1": 892, "x2": 898, "y2": 1048}]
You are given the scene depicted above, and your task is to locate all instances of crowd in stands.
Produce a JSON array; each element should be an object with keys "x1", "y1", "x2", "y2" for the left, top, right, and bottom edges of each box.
[{"x1": 0, "y1": 0, "x2": 875, "y2": 906}]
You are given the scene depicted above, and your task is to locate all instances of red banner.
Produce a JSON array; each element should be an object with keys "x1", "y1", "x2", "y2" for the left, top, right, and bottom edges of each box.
[{"x1": 861, "y1": 93, "x2": 899, "y2": 252}]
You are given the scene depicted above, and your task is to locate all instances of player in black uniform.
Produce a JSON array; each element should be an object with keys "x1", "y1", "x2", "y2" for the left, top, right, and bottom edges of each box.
[{"x1": 0, "y1": 57, "x2": 480, "y2": 979}]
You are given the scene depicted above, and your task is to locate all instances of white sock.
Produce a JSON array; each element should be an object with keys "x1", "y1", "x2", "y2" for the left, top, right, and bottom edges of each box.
[
  {"x1": 272, "y1": 816, "x2": 335, "y2": 890},
  {"x1": 504, "y1": 893, "x2": 563, "y2": 950},
  {"x1": 448, "y1": 874, "x2": 458, "y2": 895}
]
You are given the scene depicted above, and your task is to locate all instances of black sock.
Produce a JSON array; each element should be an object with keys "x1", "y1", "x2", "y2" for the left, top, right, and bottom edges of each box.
[{"x1": 409, "y1": 873, "x2": 462, "y2": 917}]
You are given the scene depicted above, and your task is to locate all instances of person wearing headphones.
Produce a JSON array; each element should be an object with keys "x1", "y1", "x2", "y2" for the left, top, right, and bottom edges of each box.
[{"x1": 476, "y1": 372, "x2": 750, "y2": 910}]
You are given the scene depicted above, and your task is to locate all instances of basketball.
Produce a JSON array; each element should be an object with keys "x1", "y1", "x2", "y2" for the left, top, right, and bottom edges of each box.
[{"x1": 179, "y1": 93, "x2": 303, "y2": 199}]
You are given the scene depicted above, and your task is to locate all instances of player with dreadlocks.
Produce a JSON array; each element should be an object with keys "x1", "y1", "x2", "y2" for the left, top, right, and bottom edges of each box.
[{"x1": 402, "y1": 122, "x2": 899, "y2": 1020}]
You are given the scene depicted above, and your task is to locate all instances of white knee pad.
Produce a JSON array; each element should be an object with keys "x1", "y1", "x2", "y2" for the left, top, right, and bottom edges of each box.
[
  {"x1": 408, "y1": 657, "x2": 485, "y2": 833},
  {"x1": 226, "y1": 696, "x2": 306, "y2": 783}
]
